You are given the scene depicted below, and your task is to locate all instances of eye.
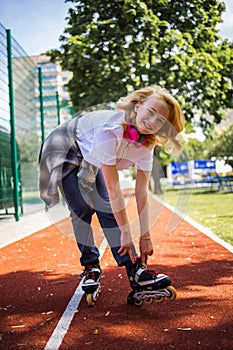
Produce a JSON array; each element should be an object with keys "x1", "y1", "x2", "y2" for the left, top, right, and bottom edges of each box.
[
  {"x1": 147, "y1": 109, "x2": 155, "y2": 117},
  {"x1": 157, "y1": 115, "x2": 167, "y2": 124},
  {"x1": 157, "y1": 117, "x2": 164, "y2": 124}
]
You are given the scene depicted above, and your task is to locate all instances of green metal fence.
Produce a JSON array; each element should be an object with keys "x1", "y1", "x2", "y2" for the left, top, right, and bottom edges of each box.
[{"x1": 0, "y1": 23, "x2": 73, "y2": 221}]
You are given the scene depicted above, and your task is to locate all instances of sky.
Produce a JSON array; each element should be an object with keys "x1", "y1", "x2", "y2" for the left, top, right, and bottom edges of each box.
[
  {"x1": 0, "y1": 0, "x2": 233, "y2": 56},
  {"x1": 0, "y1": 0, "x2": 71, "y2": 56}
]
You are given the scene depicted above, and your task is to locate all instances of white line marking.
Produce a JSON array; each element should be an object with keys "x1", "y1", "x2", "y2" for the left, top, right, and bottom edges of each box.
[
  {"x1": 44, "y1": 237, "x2": 108, "y2": 350},
  {"x1": 153, "y1": 195, "x2": 233, "y2": 253}
]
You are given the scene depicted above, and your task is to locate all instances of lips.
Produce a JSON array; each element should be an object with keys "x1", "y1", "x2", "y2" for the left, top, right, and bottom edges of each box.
[{"x1": 143, "y1": 120, "x2": 153, "y2": 131}]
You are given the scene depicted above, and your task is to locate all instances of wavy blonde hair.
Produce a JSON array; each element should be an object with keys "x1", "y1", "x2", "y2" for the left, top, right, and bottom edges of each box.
[{"x1": 116, "y1": 86, "x2": 185, "y2": 151}]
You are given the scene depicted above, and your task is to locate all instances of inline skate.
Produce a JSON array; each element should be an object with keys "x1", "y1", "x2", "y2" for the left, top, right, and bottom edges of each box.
[
  {"x1": 81, "y1": 262, "x2": 101, "y2": 306},
  {"x1": 126, "y1": 257, "x2": 177, "y2": 306}
]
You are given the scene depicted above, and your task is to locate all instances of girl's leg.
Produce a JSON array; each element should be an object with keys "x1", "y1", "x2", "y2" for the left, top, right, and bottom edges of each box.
[
  {"x1": 90, "y1": 169, "x2": 137, "y2": 266},
  {"x1": 60, "y1": 167, "x2": 100, "y2": 266}
]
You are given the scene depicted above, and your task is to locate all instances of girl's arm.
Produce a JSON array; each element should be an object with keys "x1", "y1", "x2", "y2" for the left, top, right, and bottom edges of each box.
[
  {"x1": 135, "y1": 169, "x2": 154, "y2": 266},
  {"x1": 101, "y1": 164, "x2": 136, "y2": 263}
]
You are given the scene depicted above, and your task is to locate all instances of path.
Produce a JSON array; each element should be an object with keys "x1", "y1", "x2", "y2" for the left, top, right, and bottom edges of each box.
[{"x1": 0, "y1": 193, "x2": 232, "y2": 350}]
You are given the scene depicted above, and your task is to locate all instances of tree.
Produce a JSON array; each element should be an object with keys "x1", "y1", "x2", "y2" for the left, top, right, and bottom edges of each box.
[
  {"x1": 18, "y1": 134, "x2": 40, "y2": 163},
  {"x1": 205, "y1": 123, "x2": 233, "y2": 167},
  {"x1": 48, "y1": 0, "x2": 233, "y2": 192},
  {"x1": 49, "y1": 0, "x2": 232, "y2": 130},
  {"x1": 180, "y1": 137, "x2": 206, "y2": 161}
]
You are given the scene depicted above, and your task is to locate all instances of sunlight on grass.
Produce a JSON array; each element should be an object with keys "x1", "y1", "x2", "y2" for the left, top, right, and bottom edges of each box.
[{"x1": 157, "y1": 188, "x2": 233, "y2": 246}]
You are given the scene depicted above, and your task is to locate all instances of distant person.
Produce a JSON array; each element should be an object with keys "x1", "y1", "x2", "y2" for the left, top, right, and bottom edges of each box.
[{"x1": 38, "y1": 86, "x2": 184, "y2": 305}]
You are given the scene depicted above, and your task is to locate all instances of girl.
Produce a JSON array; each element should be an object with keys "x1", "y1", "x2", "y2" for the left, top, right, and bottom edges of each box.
[{"x1": 39, "y1": 86, "x2": 184, "y2": 303}]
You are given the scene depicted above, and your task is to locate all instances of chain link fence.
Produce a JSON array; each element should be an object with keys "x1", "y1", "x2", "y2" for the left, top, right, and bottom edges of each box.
[{"x1": 0, "y1": 23, "x2": 73, "y2": 221}]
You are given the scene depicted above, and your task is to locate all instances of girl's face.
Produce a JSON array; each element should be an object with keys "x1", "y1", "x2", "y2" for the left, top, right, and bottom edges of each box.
[{"x1": 134, "y1": 96, "x2": 171, "y2": 134}]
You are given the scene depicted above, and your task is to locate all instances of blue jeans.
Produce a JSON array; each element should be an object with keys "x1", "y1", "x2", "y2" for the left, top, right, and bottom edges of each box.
[{"x1": 60, "y1": 167, "x2": 136, "y2": 266}]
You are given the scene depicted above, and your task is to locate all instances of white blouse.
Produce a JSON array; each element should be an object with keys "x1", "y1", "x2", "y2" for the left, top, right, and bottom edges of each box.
[{"x1": 76, "y1": 110, "x2": 154, "y2": 171}]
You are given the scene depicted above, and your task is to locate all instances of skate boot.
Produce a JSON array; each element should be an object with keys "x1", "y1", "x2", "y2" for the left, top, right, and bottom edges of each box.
[
  {"x1": 81, "y1": 262, "x2": 101, "y2": 306},
  {"x1": 126, "y1": 257, "x2": 177, "y2": 306}
]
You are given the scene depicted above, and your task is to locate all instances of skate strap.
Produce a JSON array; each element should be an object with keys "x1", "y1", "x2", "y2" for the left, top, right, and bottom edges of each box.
[
  {"x1": 134, "y1": 267, "x2": 145, "y2": 282},
  {"x1": 88, "y1": 267, "x2": 101, "y2": 273}
]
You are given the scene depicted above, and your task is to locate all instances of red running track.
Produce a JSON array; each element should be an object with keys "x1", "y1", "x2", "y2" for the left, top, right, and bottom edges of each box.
[{"x1": 0, "y1": 194, "x2": 232, "y2": 350}]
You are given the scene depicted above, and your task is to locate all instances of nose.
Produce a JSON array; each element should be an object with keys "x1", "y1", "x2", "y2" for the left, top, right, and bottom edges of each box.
[{"x1": 149, "y1": 115, "x2": 156, "y2": 125}]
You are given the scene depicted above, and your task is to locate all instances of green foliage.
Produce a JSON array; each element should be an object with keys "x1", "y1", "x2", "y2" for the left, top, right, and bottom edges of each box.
[
  {"x1": 173, "y1": 122, "x2": 233, "y2": 167},
  {"x1": 18, "y1": 134, "x2": 40, "y2": 163},
  {"x1": 205, "y1": 123, "x2": 233, "y2": 167},
  {"x1": 156, "y1": 137, "x2": 206, "y2": 169},
  {"x1": 49, "y1": 0, "x2": 233, "y2": 133},
  {"x1": 182, "y1": 138, "x2": 206, "y2": 161}
]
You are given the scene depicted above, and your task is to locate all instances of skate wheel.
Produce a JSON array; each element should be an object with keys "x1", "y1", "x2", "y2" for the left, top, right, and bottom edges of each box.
[
  {"x1": 144, "y1": 297, "x2": 153, "y2": 304},
  {"x1": 167, "y1": 286, "x2": 177, "y2": 300},
  {"x1": 93, "y1": 292, "x2": 98, "y2": 302},
  {"x1": 86, "y1": 293, "x2": 94, "y2": 306},
  {"x1": 127, "y1": 291, "x2": 136, "y2": 305},
  {"x1": 135, "y1": 299, "x2": 143, "y2": 306},
  {"x1": 155, "y1": 296, "x2": 165, "y2": 303}
]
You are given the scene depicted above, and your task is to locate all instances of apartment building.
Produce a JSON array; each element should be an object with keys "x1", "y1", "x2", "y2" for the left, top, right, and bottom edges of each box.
[{"x1": 31, "y1": 54, "x2": 73, "y2": 137}]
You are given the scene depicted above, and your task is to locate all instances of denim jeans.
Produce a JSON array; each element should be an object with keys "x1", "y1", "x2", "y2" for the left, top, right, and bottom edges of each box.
[{"x1": 60, "y1": 167, "x2": 136, "y2": 266}]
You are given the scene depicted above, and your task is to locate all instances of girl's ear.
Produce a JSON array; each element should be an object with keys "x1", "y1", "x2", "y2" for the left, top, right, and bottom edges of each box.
[{"x1": 134, "y1": 102, "x2": 141, "y2": 112}]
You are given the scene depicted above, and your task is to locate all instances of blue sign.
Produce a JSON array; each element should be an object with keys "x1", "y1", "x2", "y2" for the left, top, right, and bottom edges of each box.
[
  {"x1": 194, "y1": 160, "x2": 215, "y2": 170},
  {"x1": 171, "y1": 162, "x2": 189, "y2": 175}
]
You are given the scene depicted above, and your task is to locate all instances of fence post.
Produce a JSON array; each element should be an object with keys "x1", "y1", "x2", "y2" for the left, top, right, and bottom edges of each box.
[
  {"x1": 6, "y1": 29, "x2": 20, "y2": 221},
  {"x1": 38, "y1": 67, "x2": 45, "y2": 143},
  {"x1": 38, "y1": 67, "x2": 48, "y2": 211},
  {"x1": 56, "y1": 91, "x2": 61, "y2": 125}
]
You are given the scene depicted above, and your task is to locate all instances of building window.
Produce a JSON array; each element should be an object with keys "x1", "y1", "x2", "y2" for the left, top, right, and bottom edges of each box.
[
  {"x1": 43, "y1": 75, "x2": 57, "y2": 82},
  {"x1": 40, "y1": 63, "x2": 58, "y2": 72}
]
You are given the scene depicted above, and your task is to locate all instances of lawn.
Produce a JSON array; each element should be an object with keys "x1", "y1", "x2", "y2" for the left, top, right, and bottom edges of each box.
[{"x1": 157, "y1": 188, "x2": 233, "y2": 246}]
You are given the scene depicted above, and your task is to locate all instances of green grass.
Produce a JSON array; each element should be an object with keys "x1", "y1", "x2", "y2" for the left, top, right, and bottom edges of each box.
[{"x1": 157, "y1": 188, "x2": 233, "y2": 246}]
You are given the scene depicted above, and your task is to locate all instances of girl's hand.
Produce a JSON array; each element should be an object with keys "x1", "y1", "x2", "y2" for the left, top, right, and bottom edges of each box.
[
  {"x1": 118, "y1": 231, "x2": 136, "y2": 263},
  {"x1": 140, "y1": 238, "x2": 153, "y2": 266}
]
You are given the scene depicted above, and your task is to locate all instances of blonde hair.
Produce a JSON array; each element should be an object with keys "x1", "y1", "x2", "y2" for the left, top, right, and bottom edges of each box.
[{"x1": 116, "y1": 86, "x2": 185, "y2": 151}]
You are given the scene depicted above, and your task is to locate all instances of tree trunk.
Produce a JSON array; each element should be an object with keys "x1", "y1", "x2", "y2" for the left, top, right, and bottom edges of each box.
[{"x1": 150, "y1": 147, "x2": 164, "y2": 194}]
